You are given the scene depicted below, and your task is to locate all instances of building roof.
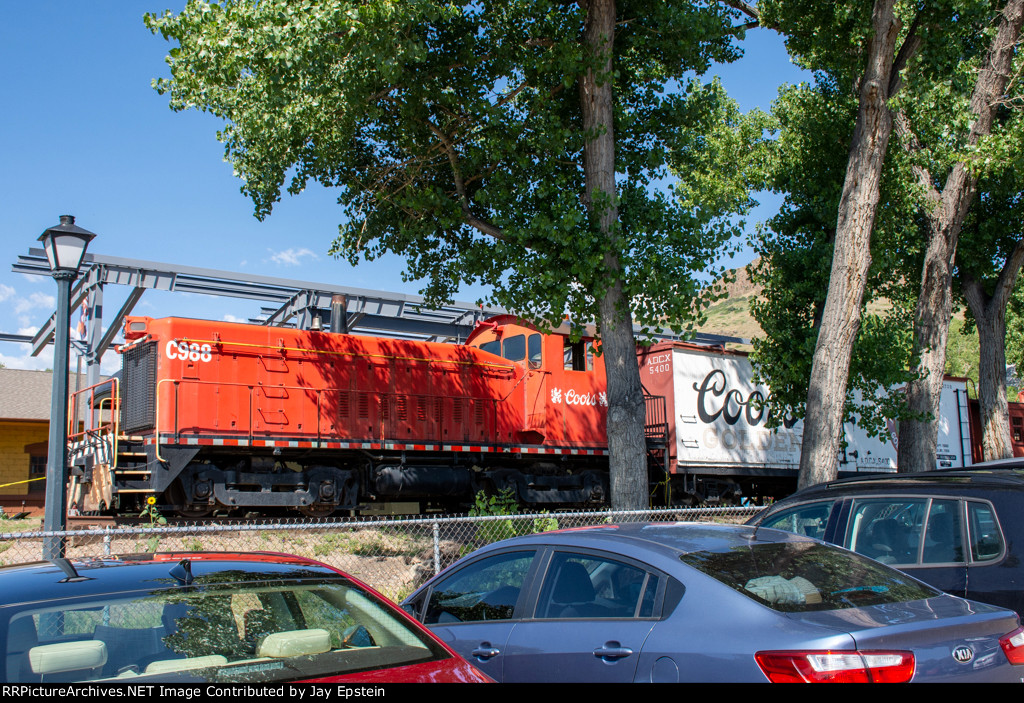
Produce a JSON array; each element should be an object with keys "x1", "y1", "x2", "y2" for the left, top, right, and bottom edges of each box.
[{"x1": 0, "y1": 368, "x2": 110, "y2": 422}]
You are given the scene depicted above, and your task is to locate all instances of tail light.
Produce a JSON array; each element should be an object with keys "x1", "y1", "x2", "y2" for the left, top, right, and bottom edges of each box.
[
  {"x1": 1000, "y1": 626, "x2": 1024, "y2": 664},
  {"x1": 755, "y1": 650, "x2": 915, "y2": 683}
]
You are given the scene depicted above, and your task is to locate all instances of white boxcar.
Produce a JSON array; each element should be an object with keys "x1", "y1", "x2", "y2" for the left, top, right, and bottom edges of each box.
[{"x1": 639, "y1": 342, "x2": 973, "y2": 501}]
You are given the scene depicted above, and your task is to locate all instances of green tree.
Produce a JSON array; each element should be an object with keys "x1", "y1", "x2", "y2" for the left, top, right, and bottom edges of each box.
[
  {"x1": 955, "y1": 167, "x2": 1024, "y2": 460},
  {"x1": 735, "y1": 0, "x2": 924, "y2": 487},
  {"x1": 745, "y1": 0, "x2": 1024, "y2": 481},
  {"x1": 891, "y1": 0, "x2": 1024, "y2": 471},
  {"x1": 750, "y1": 76, "x2": 922, "y2": 442},
  {"x1": 146, "y1": 0, "x2": 766, "y2": 508}
]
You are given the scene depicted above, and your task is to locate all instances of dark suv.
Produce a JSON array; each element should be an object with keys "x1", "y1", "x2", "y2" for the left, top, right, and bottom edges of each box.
[{"x1": 748, "y1": 461, "x2": 1024, "y2": 615}]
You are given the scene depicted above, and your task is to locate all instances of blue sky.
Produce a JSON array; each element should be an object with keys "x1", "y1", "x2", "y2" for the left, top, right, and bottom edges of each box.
[{"x1": 0, "y1": 2, "x2": 806, "y2": 372}]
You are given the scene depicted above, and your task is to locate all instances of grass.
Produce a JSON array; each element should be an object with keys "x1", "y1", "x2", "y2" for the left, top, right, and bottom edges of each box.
[
  {"x1": 0, "y1": 516, "x2": 42, "y2": 534},
  {"x1": 311, "y1": 529, "x2": 428, "y2": 558}
]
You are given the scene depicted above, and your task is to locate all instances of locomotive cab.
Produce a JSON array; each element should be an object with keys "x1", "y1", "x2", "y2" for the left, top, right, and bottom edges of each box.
[{"x1": 465, "y1": 315, "x2": 599, "y2": 374}]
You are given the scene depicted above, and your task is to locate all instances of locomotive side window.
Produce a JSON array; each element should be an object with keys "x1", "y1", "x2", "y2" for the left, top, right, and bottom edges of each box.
[
  {"x1": 480, "y1": 340, "x2": 500, "y2": 356},
  {"x1": 528, "y1": 334, "x2": 542, "y2": 369},
  {"x1": 563, "y1": 340, "x2": 591, "y2": 372},
  {"x1": 503, "y1": 334, "x2": 526, "y2": 362}
]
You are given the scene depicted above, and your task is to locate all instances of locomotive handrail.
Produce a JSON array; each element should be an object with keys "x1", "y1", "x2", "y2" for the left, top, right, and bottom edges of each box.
[
  {"x1": 155, "y1": 378, "x2": 178, "y2": 464},
  {"x1": 498, "y1": 365, "x2": 545, "y2": 402},
  {"x1": 67, "y1": 377, "x2": 120, "y2": 460},
  {"x1": 99, "y1": 394, "x2": 120, "y2": 468}
]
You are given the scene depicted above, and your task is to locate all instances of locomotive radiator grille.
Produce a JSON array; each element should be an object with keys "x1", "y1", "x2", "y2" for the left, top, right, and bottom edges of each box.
[{"x1": 121, "y1": 342, "x2": 157, "y2": 434}]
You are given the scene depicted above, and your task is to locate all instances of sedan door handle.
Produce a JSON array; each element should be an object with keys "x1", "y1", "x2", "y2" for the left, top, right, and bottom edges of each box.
[
  {"x1": 472, "y1": 643, "x2": 501, "y2": 660},
  {"x1": 593, "y1": 642, "x2": 634, "y2": 660}
]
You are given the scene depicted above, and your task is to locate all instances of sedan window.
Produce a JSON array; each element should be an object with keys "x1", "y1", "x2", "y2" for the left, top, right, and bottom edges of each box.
[
  {"x1": 5, "y1": 578, "x2": 446, "y2": 683},
  {"x1": 921, "y1": 499, "x2": 964, "y2": 564},
  {"x1": 967, "y1": 501, "x2": 1005, "y2": 562},
  {"x1": 535, "y1": 552, "x2": 658, "y2": 619},
  {"x1": 844, "y1": 498, "x2": 972, "y2": 566},
  {"x1": 845, "y1": 498, "x2": 928, "y2": 564},
  {"x1": 681, "y1": 542, "x2": 939, "y2": 612},
  {"x1": 424, "y1": 550, "x2": 536, "y2": 625}
]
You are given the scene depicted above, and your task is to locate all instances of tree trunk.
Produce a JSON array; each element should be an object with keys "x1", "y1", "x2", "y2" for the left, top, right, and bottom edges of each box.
[
  {"x1": 975, "y1": 302, "x2": 1013, "y2": 461},
  {"x1": 898, "y1": 211, "x2": 969, "y2": 472},
  {"x1": 897, "y1": 0, "x2": 1024, "y2": 472},
  {"x1": 962, "y1": 238, "x2": 1024, "y2": 461},
  {"x1": 798, "y1": 0, "x2": 901, "y2": 489},
  {"x1": 580, "y1": 0, "x2": 647, "y2": 509}
]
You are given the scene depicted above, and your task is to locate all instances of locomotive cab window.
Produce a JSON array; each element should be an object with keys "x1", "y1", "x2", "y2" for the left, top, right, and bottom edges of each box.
[
  {"x1": 502, "y1": 334, "x2": 526, "y2": 362},
  {"x1": 480, "y1": 340, "x2": 500, "y2": 356}
]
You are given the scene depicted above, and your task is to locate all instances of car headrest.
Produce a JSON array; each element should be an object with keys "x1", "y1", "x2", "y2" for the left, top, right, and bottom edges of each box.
[
  {"x1": 29, "y1": 640, "x2": 107, "y2": 675},
  {"x1": 257, "y1": 628, "x2": 332, "y2": 658},
  {"x1": 145, "y1": 654, "x2": 228, "y2": 674}
]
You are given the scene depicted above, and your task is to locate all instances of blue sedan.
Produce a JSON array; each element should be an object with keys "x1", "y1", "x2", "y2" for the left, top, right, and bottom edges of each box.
[{"x1": 401, "y1": 523, "x2": 1024, "y2": 682}]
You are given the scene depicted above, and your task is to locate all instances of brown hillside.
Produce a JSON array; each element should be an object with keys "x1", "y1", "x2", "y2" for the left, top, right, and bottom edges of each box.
[{"x1": 699, "y1": 262, "x2": 763, "y2": 345}]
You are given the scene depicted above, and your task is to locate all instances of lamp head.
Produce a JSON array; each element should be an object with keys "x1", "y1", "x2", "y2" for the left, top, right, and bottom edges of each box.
[{"x1": 38, "y1": 215, "x2": 96, "y2": 273}]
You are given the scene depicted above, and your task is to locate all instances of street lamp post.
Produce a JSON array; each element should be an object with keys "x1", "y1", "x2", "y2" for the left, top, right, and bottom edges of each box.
[{"x1": 39, "y1": 215, "x2": 95, "y2": 560}]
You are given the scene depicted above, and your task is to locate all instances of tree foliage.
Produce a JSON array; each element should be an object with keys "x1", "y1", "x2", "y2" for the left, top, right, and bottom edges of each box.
[
  {"x1": 751, "y1": 77, "x2": 922, "y2": 440},
  {"x1": 146, "y1": 0, "x2": 763, "y2": 331}
]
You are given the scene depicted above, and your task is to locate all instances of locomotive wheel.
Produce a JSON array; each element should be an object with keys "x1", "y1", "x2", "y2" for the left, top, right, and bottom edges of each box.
[
  {"x1": 298, "y1": 504, "x2": 336, "y2": 518},
  {"x1": 176, "y1": 504, "x2": 214, "y2": 519}
]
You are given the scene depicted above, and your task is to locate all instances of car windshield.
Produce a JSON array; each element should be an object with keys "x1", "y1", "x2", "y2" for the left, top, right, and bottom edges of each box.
[
  {"x1": 679, "y1": 541, "x2": 940, "y2": 612},
  {"x1": 4, "y1": 576, "x2": 449, "y2": 683}
]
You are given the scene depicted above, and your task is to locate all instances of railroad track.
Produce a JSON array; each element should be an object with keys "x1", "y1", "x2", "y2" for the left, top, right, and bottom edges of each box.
[{"x1": 62, "y1": 513, "x2": 391, "y2": 530}]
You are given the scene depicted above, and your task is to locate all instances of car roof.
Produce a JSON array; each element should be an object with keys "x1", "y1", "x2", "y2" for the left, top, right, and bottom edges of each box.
[
  {"x1": 467, "y1": 522, "x2": 813, "y2": 561},
  {"x1": 770, "y1": 464, "x2": 1024, "y2": 503},
  {"x1": 0, "y1": 552, "x2": 346, "y2": 609}
]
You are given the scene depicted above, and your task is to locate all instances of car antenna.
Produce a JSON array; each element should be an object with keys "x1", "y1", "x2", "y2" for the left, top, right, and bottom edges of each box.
[
  {"x1": 52, "y1": 557, "x2": 91, "y2": 583},
  {"x1": 170, "y1": 558, "x2": 194, "y2": 586}
]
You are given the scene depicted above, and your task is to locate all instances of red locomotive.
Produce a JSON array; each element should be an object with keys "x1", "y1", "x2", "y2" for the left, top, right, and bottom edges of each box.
[
  {"x1": 69, "y1": 314, "x2": 626, "y2": 516},
  {"x1": 67, "y1": 313, "x2": 1015, "y2": 517}
]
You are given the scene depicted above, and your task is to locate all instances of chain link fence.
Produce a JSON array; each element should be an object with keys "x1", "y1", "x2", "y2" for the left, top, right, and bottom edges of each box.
[{"x1": 0, "y1": 506, "x2": 761, "y2": 602}]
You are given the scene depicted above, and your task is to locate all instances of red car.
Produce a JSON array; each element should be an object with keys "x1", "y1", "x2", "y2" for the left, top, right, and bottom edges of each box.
[{"x1": 1, "y1": 552, "x2": 491, "y2": 683}]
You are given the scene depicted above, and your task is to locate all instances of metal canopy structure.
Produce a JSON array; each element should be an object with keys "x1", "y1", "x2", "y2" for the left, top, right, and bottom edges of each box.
[
  {"x1": 12, "y1": 248, "x2": 746, "y2": 392},
  {"x1": 13, "y1": 248, "x2": 503, "y2": 388}
]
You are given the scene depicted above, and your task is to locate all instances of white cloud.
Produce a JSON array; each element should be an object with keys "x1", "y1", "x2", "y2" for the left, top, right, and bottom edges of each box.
[
  {"x1": 0, "y1": 345, "x2": 120, "y2": 375},
  {"x1": 14, "y1": 291, "x2": 55, "y2": 315},
  {"x1": 222, "y1": 314, "x2": 247, "y2": 323},
  {"x1": 0, "y1": 347, "x2": 51, "y2": 370},
  {"x1": 268, "y1": 248, "x2": 318, "y2": 266},
  {"x1": 99, "y1": 353, "x2": 120, "y2": 376},
  {"x1": 0, "y1": 284, "x2": 14, "y2": 302}
]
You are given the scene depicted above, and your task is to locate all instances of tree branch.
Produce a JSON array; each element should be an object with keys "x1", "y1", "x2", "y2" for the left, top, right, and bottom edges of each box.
[
  {"x1": 892, "y1": 108, "x2": 942, "y2": 215},
  {"x1": 427, "y1": 120, "x2": 505, "y2": 240},
  {"x1": 888, "y1": 12, "x2": 923, "y2": 97},
  {"x1": 994, "y1": 236, "x2": 1024, "y2": 311},
  {"x1": 722, "y1": 0, "x2": 759, "y2": 24}
]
